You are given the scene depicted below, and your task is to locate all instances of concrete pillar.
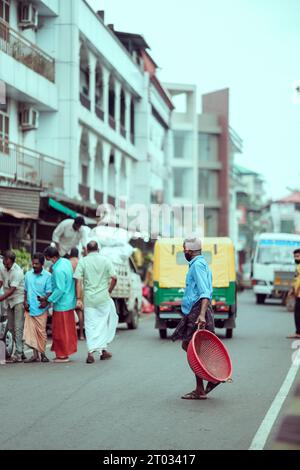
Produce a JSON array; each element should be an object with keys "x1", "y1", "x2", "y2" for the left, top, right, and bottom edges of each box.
[
  {"x1": 55, "y1": 0, "x2": 80, "y2": 199},
  {"x1": 114, "y1": 81, "x2": 122, "y2": 133},
  {"x1": 88, "y1": 52, "x2": 97, "y2": 114},
  {"x1": 102, "y1": 67, "x2": 110, "y2": 125},
  {"x1": 125, "y1": 90, "x2": 131, "y2": 141},
  {"x1": 89, "y1": 133, "x2": 98, "y2": 204},
  {"x1": 102, "y1": 141, "x2": 111, "y2": 204},
  {"x1": 114, "y1": 149, "x2": 122, "y2": 209},
  {"x1": 125, "y1": 158, "x2": 132, "y2": 204}
]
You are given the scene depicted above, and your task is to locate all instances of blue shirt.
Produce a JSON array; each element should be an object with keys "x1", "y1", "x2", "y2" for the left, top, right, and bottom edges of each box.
[
  {"x1": 24, "y1": 269, "x2": 52, "y2": 317},
  {"x1": 181, "y1": 255, "x2": 213, "y2": 315},
  {"x1": 48, "y1": 258, "x2": 76, "y2": 312}
]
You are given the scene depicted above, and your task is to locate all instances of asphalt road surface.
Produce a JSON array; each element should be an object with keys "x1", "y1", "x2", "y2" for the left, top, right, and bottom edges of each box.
[{"x1": 0, "y1": 290, "x2": 299, "y2": 450}]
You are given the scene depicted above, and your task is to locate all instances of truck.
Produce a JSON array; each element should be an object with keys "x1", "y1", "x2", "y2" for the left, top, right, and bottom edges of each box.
[
  {"x1": 252, "y1": 233, "x2": 300, "y2": 304},
  {"x1": 111, "y1": 257, "x2": 143, "y2": 329},
  {"x1": 87, "y1": 226, "x2": 143, "y2": 330}
]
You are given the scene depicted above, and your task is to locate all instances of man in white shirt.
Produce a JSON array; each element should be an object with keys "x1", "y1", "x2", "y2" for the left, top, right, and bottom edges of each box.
[
  {"x1": 74, "y1": 241, "x2": 118, "y2": 364},
  {"x1": 52, "y1": 217, "x2": 87, "y2": 257},
  {"x1": 0, "y1": 251, "x2": 25, "y2": 363}
]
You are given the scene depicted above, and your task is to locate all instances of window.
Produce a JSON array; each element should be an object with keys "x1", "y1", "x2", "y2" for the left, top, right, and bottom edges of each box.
[
  {"x1": 0, "y1": 109, "x2": 9, "y2": 154},
  {"x1": 174, "y1": 131, "x2": 192, "y2": 159},
  {"x1": 81, "y1": 165, "x2": 88, "y2": 186},
  {"x1": 198, "y1": 170, "x2": 218, "y2": 200},
  {"x1": 0, "y1": 0, "x2": 10, "y2": 23},
  {"x1": 198, "y1": 133, "x2": 218, "y2": 162},
  {"x1": 173, "y1": 168, "x2": 193, "y2": 199}
]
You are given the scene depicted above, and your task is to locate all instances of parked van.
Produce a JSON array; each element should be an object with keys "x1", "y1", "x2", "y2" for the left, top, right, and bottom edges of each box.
[{"x1": 252, "y1": 233, "x2": 300, "y2": 304}]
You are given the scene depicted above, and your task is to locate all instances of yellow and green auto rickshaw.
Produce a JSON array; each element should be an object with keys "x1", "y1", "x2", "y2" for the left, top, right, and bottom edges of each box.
[{"x1": 153, "y1": 237, "x2": 237, "y2": 339}]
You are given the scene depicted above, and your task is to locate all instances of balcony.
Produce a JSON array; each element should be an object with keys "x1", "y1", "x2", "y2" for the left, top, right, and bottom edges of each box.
[
  {"x1": 80, "y1": 92, "x2": 91, "y2": 110},
  {"x1": 0, "y1": 141, "x2": 64, "y2": 190},
  {"x1": 95, "y1": 105, "x2": 104, "y2": 121},
  {"x1": 95, "y1": 190, "x2": 103, "y2": 205},
  {"x1": 0, "y1": 19, "x2": 55, "y2": 82},
  {"x1": 120, "y1": 124, "x2": 126, "y2": 138},
  {"x1": 79, "y1": 184, "x2": 90, "y2": 202},
  {"x1": 109, "y1": 116, "x2": 116, "y2": 130}
]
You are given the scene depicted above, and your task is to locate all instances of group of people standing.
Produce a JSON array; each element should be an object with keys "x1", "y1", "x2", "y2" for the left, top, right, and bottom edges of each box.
[{"x1": 0, "y1": 217, "x2": 119, "y2": 364}]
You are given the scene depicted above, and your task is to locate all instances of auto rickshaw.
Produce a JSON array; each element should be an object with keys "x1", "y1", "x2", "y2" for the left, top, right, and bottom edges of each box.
[{"x1": 153, "y1": 237, "x2": 237, "y2": 339}]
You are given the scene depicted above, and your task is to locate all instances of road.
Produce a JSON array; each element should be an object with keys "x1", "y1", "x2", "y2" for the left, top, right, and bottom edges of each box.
[{"x1": 0, "y1": 290, "x2": 299, "y2": 450}]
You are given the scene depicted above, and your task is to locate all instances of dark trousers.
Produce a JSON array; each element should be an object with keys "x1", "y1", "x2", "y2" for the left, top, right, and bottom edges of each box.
[{"x1": 295, "y1": 298, "x2": 300, "y2": 335}]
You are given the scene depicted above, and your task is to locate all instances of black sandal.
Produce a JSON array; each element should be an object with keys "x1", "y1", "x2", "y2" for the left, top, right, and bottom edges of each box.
[
  {"x1": 24, "y1": 356, "x2": 40, "y2": 363},
  {"x1": 41, "y1": 354, "x2": 50, "y2": 363}
]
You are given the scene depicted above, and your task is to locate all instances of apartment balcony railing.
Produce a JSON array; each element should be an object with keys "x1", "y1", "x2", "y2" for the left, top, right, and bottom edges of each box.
[
  {"x1": 95, "y1": 105, "x2": 104, "y2": 121},
  {"x1": 80, "y1": 92, "x2": 91, "y2": 110},
  {"x1": 109, "y1": 116, "x2": 116, "y2": 130},
  {"x1": 120, "y1": 124, "x2": 126, "y2": 138},
  {"x1": 0, "y1": 141, "x2": 64, "y2": 190},
  {"x1": 79, "y1": 184, "x2": 90, "y2": 202},
  {"x1": 0, "y1": 18, "x2": 55, "y2": 82},
  {"x1": 95, "y1": 190, "x2": 103, "y2": 205}
]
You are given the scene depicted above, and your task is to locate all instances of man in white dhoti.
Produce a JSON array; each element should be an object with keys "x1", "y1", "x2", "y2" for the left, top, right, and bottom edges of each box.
[{"x1": 74, "y1": 241, "x2": 118, "y2": 364}]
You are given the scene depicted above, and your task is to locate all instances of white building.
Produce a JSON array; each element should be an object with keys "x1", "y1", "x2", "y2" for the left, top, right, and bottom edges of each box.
[
  {"x1": 0, "y1": 0, "x2": 174, "y2": 230},
  {"x1": 261, "y1": 191, "x2": 300, "y2": 235},
  {"x1": 166, "y1": 84, "x2": 243, "y2": 238}
]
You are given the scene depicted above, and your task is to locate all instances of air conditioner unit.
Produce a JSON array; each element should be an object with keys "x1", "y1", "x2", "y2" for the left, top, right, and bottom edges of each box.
[
  {"x1": 19, "y1": 3, "x2": 38, "y2": 29},
  {"x1": 19, "y1": 107, "x2": 39, "y2": 131}
]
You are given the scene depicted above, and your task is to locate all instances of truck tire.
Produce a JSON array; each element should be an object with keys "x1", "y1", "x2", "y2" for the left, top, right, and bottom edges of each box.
[
  {"x1": 226, "y1": 328, "x2": 233, "y2": 339},
  {"x1": 256, "y1": 294, "x2": 266, "y2": 305},
  {"x1": 159, "y1": 329, "x2": 167, "y2": 339},
  {"x1": 127, "y1": 304, "x2": 139, "y2": 330}
]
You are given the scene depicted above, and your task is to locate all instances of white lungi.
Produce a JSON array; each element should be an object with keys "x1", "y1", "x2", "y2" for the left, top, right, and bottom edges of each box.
[{"x1": 84, "y1": 298, "x2": 118, "y2": 354}]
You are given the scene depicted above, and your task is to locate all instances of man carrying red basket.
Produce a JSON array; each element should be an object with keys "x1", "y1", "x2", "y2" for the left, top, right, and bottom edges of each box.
[{"x1": 172, "y1": 237, "x2": 220, "y2": 400}]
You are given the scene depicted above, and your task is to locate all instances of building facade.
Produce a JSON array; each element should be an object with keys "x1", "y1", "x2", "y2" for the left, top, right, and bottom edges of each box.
[
  {"x1": 166, "y1": 84, "x2": 242, "y2": 238},
  {"x1": 261, "y1": 191, "x2": 300, "y2": 235},
  {"x1": 0, "y1": 0, "x2": 174, "y2": 250}
]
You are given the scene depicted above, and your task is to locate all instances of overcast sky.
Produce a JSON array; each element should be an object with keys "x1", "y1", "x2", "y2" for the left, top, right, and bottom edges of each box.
[{"x1": 88, "y1": 0, "x2": 300, "y2": 200}]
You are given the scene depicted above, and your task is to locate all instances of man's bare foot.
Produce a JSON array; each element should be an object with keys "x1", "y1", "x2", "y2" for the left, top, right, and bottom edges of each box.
[{"x1": 286, "y1": 334, "x2": 300, "y2": 339}]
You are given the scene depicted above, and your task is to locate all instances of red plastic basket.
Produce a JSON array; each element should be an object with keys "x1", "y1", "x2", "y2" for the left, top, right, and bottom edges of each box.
[{"x1": 187, "y1": 330, "x2": 232, "y2": 384}]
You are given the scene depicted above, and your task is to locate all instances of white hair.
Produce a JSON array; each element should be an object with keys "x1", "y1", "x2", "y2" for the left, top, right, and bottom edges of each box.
[{"x1": 184, "y1": 237, "x2": 202, "y2": 251}]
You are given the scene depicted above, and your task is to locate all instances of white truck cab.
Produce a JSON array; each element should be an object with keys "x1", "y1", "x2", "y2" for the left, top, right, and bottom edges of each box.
[{"x1": 252, "y1": 233, "x2": 300, "y2": 304}]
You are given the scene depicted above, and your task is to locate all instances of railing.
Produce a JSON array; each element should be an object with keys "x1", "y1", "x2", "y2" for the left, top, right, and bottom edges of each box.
[
  {"x1": 130, "y1": 132, "x2": 135, "y2": 144},
  {"x1": 80, "y1": 92, "x2": 91, "y2": 110},
  {"x1": 0, "y1": 141, "x2": 64, "y2": 189},
  {"x1": 95, "y1": 105, "x2": 104, "y2": 121},
  {"x1": 120, "y1": 124, "x2": 126, "y2": 138},
  {"x1": 79, "y1": 184, "x2": 90, "y2": 202},
  {"x1": 0, "y1": 18, "x2": 55, "y2": 82},
  {"x1": 95, "y1": 190, "x2": 103, "y2": 204},
  {"x1": 109, "y1": 116, "x2": 116, "y2": 130}
]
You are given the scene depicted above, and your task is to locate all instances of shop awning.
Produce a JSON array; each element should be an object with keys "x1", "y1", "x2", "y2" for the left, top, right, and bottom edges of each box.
[
  {"x1": 0, "y1": 207, "x2": 38, "y2": 220},
  {"x1": 48, "y1": 198, "x2": 97, "y2": 225}
]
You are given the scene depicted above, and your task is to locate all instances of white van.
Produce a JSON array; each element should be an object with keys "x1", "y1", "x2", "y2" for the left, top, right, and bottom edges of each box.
[{"x1": 252, "y1": 233, "x2": 300, "y2": 304}]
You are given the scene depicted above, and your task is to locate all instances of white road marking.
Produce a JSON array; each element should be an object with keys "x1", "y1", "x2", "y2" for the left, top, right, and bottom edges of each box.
[{"x1": 249, "y1": 356, "x2": 300, "y2": 450}]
